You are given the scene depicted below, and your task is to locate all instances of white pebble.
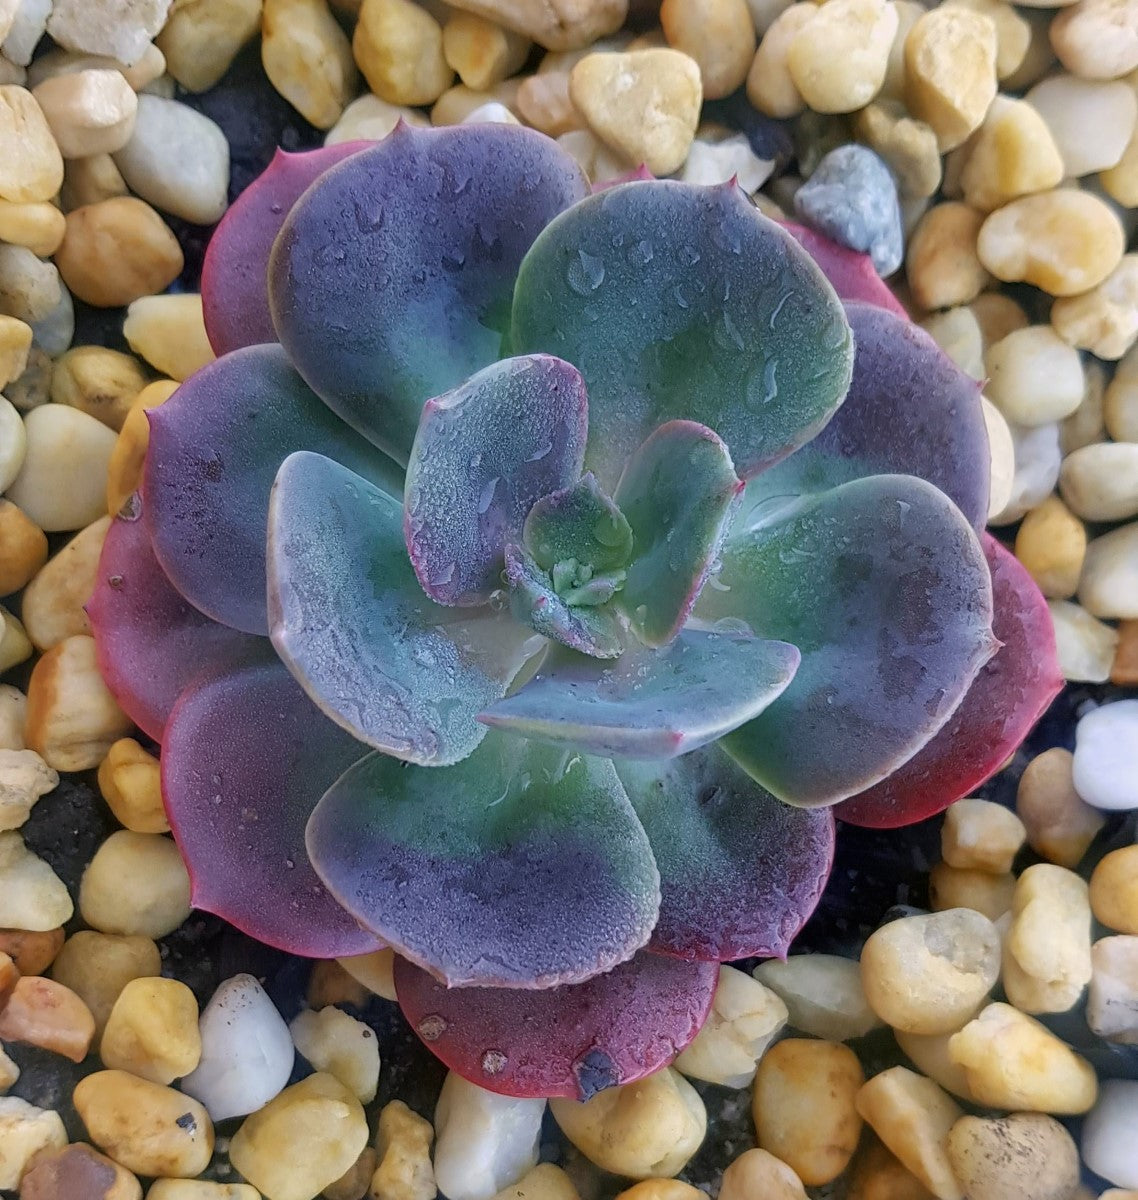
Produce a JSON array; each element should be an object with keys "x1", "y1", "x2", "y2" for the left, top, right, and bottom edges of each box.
[
  {"x1": 1073, "y1": 700, "x2": 1138, "y2": 812},
  {"x1": 113, "y1": 93, "x2": 229, "y2": 225},
  {"x1": 1083, "y1": 1079, "x2": 1138, "y2": 1189},
  {"x1": 681, "y1": 130, "x2": 775, "y2": 192},
  {"x1": 754, "y1": 954, "x2": 882, "y2": 1041},
  {"x1": 46, "y1": 0, "x2": 172, "y2": 66},
  {"x1": 324, "y1": 91, "x2": 426, "y2": 145},
  {"x1": 433, "y1": 1071, "x2": 545, "y2": 1200},
  {"x1": 181, "y1": 973, "x2": 295, "y2": 1122},
  {"x1": 1088, "y1": 935, "x2": 1138, "y2": 1044},
  {"x1": 1048, "y1": 600, "x2": 1119, "y2": 683},
  {"x1": 460, "y1": 100, "x2": 520, "y2": 124},
  {"x1": 0, "y1": 393, "x2": 25, "y2": 492},
  {"x1": 1060, "y1": 442, "x2": 1138, "y2": 522},
  {"x1": 1, "y1": 0, "x2": 51, "y2": 67},
  {"x1": 1026, "y1": 74, "x2": 1138, "y2": 176},
  {"x1": 988, "y1": 420, "x2": 1062, "y2": 526}
]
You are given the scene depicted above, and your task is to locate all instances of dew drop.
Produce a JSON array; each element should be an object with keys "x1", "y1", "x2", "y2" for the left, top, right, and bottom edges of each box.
[
  {"x1": 627, "y1": 238, "x2": 654, "y2": 267},
  {"x1": 567, "y1": 249, "x2": 605, "y2": 295},
  {"x1": 478, "y1": 477, "x2": 499, "y2": 514}
]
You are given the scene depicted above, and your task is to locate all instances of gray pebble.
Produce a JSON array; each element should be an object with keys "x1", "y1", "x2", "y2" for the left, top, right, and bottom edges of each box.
[{"x1": 793, "y1": 143, "x2": 903, "y2": 277}]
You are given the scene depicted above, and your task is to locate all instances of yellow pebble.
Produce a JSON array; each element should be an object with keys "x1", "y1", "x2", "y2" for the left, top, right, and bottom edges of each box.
[
  {"x1": 719, "y1": 1147, "x2": 808, "y2": 1199},
  {"x1": 370, "y1": 1099, "x2": 435, "y2": 1200},
  {"x1": 51, "y1": 345, "x2": 148, "y2": 433},
  {"x1": 1014, "y1": 496, "x2": 1087, "y2": 601},
  {"x1": 354, "y1": 0, "x2": 453, "y2": 107},
  {"x1": 928, "y1": 862, "x2": 1015, "y2": 920},
  {"x1": 894, "y1": 1029, "x2": 977, "y2": 1103},
  {"x1": 1090, "y1": 845, "x2": 1138, "y2": 934},
  {"x1": 0, "y1": 199, "x2": 66, "y2": 257},
  {"x1": 615, "y1": 1181, "x2": 706, "y2": 1200},
  {"x1": 98, "y1": 738, "x2": 168, "y2": 834},
  {"x1": 906, "y1": 202, "x2": 990, "y2": 311},
  {"x1": 105, "y1": 379, "x2": 179, "y2": 518},
  {"x1": 100, "y1": 976, "x2": 201, "y2": 1084}
]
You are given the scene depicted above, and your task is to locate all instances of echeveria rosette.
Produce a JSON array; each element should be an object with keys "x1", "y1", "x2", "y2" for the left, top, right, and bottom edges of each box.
[{"x1": 86, "y1": 121, "x2": 1061, "y2": 1102}]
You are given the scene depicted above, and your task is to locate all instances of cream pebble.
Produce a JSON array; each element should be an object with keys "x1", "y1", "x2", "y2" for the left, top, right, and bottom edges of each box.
[
  {"x1": 147, "y1": 1183, "x2": 262, "y2": 1200},
  {"x1": 443, "y1": 11, "x2": 529, "y2": 92},
  {"x1": 21, "y1": 516, "x2": 110, "y2": 651},
  {"x1": 661, "y1": 0, "x2": 755, "y2": 100},
  {"x1": 1015, "y1": 495, "x2": 1086, "y2": 600},
  {"x1": 674, "y1": 965, "x2": 786, "y2": 1087},
  {"x1": 1052, "y1": 255, "x2": 1138, "y2": 361},
  {"x1": 156, "y1": 0, "x2": 264, "y2": 94},
  {"x1": 785, "y1": 0, "x2": 898, "y2": 115},
  {"x1": 1106, "y1": 342, "x2": 1138, "y2": 441},
  {"x1": 1060, "y1": 443, "x2": 1138, "y2": 522},
  {"x1": 353, "y1": 0, "x2": 452, "y2": 107},
  {"x1": 928, "y1": 862, "x2": 1016, "y2": 920},
  {"x1": 0, "y1": 243, "x2": 61, "y2": 325},
  {"x1": 906, "y1": 201, "x2": 990, "y2": 310},
  {"x1": 1051, "y1": 0, "x2": 1138, "y2": 79},
  {"x1": 941, "y1": 798, "x2": 1026, "y2": 873},
  {"x1": 123, "y1": 293, "x2": 214, "y2": 382},
  {"x1": 1027, "y1": 74, "x2": 1137, "y2": 176},
  {"x1": 0, "y1": 1098, "x2": 67, "y2": 1191},
  {"x1": 0, "y1": 832, "x2": 72, "y2": 931},
  {"x1": 52, "y1": 346, "x2": 147, "y2": 432},
  {"x1": 947, "y1": 1113, "x2": 1080, "y2": 1200},
  {"x1": 985, "y1": 325, "x2": 1084, "y2": 425},
  {"x1": 745, "y1": 3, "x2": 814, "y2": 118},
  {"x1": 80, "y1": 831, "x2": 192, "y2": 939},
  {"x1": 550, "y1": 1067, "x2": 704, "y2": 1181},
  {"x1": 105, "y1": 379, "x2": 178, "y2": 518},
  {"x1": 1017, "y1": 747, "x2": 1105, "y2": 867},
  {"x1": 290, "y1": 1006, "x2": 380, "y2": 1103},
  {"x1": 1089, "y1": 935, "x2": 1138, "y2": 1043},
  {"x1": 753, "y1": 1038, "x2": 864, "y2": 1185},
  {"x1": 982, "y1": 396, "x2": 1016, "y2": 520},
  {"x1": 0, "y1": 606, "x2": 31, "y2": 674},
  {"x1": 46, "y1": 0, "x2": 171, "y2": 65},
  {"x1": 754, "y1": 953, "x2": 882, "y2": 1040},
  {"x1": 1080, "y1": 523, "x2": 1138, "y2": 620},
  {"x1": 60, "y1": 152, "x2": 128, "y2": 211},
  {"x1": 0, "y1": 684, "x2": 27, "y2": 751},
  {"x1": 959, "y1": 94, "x2": 1064, "y2": 212},
  {"x1": 371, "y1": 1098, "x2": 436, "y2": 1200},
  {"x1": 0, "y1": 501, "x2": 47, "y2": 598},
  {"x1": 0, "y1": 199, "x2": 66, "y2": 257},
  {"x1": 894, "y1": 1029, "x2": 977, "y2": 1102},
  {"x1": 263, "y1": 0, "x2": 358, "y2": 129},
  {"x1": 948, "y1": 1002, "x2": 1098, "y2": 1113},
  {"x1": 50, "y1": 930, "x2": 161, "y2": 1036},
  {"x1": 0, "y1": 747, "x2": 56, "y2": 831},
  {"x1": 855, "y1": 100, "x2": 942, "y2": 198},
  {"x1": 31, "y1": 68, "x2": 137, "y2": 158},
  {"x1": 490, "y1": 1164, "x2": 580, "y2": 1200},
  {"x1": 0, "y1": 393, "x2": 25, "y2": 493},
  {"x1": 441, "y1": 0, "x2": 625, "y2": 52},
  {"x1": 922, "y1": 307, "x2": 984, "y2": 377},
  {"x1": 0, "y1": 85, "x2": 64, "y2": 203},
  {"x1": 1049, "y1": 599, "x2": 1120, "y2": 682},
  {"x1": 719, "y1": 1148, "x2": 808, "y2": 1200},
  {"x1": 325, "y1": 92, "x2": 427, "y2": 146}
]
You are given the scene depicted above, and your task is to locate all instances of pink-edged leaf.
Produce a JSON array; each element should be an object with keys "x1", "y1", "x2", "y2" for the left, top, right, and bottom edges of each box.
[
  {"x1": 779, "y1": 219, "x2": 908, "y2": 316},
  {"x1": 268, "y1": 451, "x2": 542, "y2": 767},
  {"x1": 86, "y1": 497, "x2": 260, "y2": 740},
  {"x1": 746, "y1": 303, "x2": 991, "y2": 532},
  {"x1": 616, "y1": 746, "x2": 835, "y2": 961},
  {"x1": 201, "y1": 143, "x2": 369, "y2": 356},
  {"x1": 145, "y1": 344, "x2": 402, "y2": 636},
  {"x1": 393, "y1": 949, "x2": 716, "y2": 1100},
  {"x1": 269, "y1": 124, "x2": 588, "y2": 465},
  {"x1": 404, "y1": 355, "x2": 588, "y2": 607},
  {"x1": 523, "y1": 473, "x2": 632, "y2": 575},
  {"x1": 478, "y1": 630, "x2": 800, "y2": 759},
  {"x1": 161, "y1": 653, "x2": 382, "y2": 957},
  {"x1": 700, "y1": 474, "x2": 998, "y2": 808},
  {"x1": 835, "y1": 534, "x2": 1063, "y2": 828},
  {"x1": 305, "y1": 733, "x2": 660, "y2": 989},
  {"x1": 614, "y1": 420, "x2": 743, "y2": 646},
  {"x1": 592, "y1": 164, "x2": 655, "y2": 192}
]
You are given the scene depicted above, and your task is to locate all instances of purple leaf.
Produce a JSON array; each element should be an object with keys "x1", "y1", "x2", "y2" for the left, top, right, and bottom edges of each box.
[
  {"x1": 780, "y1": 219, "x2": 907, "y2": 316},
  {"x1": 478, "y1": 630, "x2": 800, "y2": 759},
  {"x1": 404, "y1": 355, "x2": 588, "y2": 607},
  {"x1": 269, "y1": 124, "x2": 588, "y2": 464},
  {"x1": 511, "y1": 180, "x2": 854, "y2": 487},
  {"x1": 746, "y1": 303, "x2": 991, "y2": 531},
  {"x1": 162, "y1": 653, "x2": 382, "y2": 957},
  {"x1": 201, "y1": 143, "x2": 369, "y2": 356},
  {"x1": 394, "y1": 949, "x2": 716, "y2": 1100},
  {"x1": 700, "y1": 475, "x2": 998, "y2": 807},
  {"x1": 268, "y1": 451, "x2": 543, "y2": 766},
  {"x1": 305, "y1": 733, "x2": 660, "y2": 989},
  {"x1": 836, "y1": 534, "x2": 1063, "y2": 828},
  {"x1": 614, "y1": 420, "x2": 743, "y2": 646},
  {"x1": 86, "y1": 496, "x2": 260, "y2": 740},
  {"x1": 617, "y1": 747, "x2": 835, "y2": 961},
  {"x1": 144, "y1": 344, "x2": 402, "y2": 635}
]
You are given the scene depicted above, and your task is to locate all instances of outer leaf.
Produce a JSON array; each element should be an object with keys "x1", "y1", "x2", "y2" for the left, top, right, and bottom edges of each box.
[
  {"x1": 268, "y1": 451, "x2": 542, "y2": 767},
  {"x1": 394, "y1": 949, "x2": 717, "y2": 1100},
  {"x1": 479, "y1": 630, "x2": 800, "y2": 759},
  {"x1": 305, "y1": 733, "x2": 661, "y2": 989},
  {"x1": 700, "y1": 475, "x2": 998, "y2": 807},
  {"x1": 523, "y1": 473, "x2": 632, "y2": 575},
  {"x1": 269, "y1": 124, "x2": 588, "y2": 464},
  {"x1": 617, "y1": 747, "x2": 835, "y2": 961},
  {"x1": 404, "y1": 355, "x2": 587, "y2": 607},
  {"x1": 614, "y1": 420, "x2": 743, "y2": 646},
  {"x1": 745, "y1": 303, "x2": 990, "y2": 531},
  {"x1": 780, "y1": 220, "x2": 907, "y2": 316},
  {"x1": 162, "y1": 653, "x2": 382, "y2": 957},
  {"x1": 86, "y1": 497, "x2": 260, "y2": 740},
  {"x1": 201, "y1": 143, "x2": 368, "y2": 356},
  {"x1": 836, "y1": 534, "x2": 1063, "y2": 828},
  {"x1": 505, "y1": 545, "x2": 624, "y2": 659},
  {"x1": 145, "y1": 344, "x2": 402, "y2": 636},
  {"x1": 511, "y1": 180, "x2": 854, "y2": 487}
]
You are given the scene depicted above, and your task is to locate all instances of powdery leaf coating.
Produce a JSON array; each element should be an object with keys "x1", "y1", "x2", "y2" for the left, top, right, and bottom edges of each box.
[
  {"x1": 145, "y1": 344, "x2": 401, "y2": 636},
  {"x1": 836, "y1": 534, "x2": 1062, "y2": 828},
  {"x1": 394, "y1": 949, "x2": 717, "y2": 1100},
  {"x1": 201, "y1": 143, "x2": 369, "y2": 356},
  {"x1": 523, "y1": 473, "x2": 632, "y2": 575},
  {"x1": 511, "y1": 180, "x2": 854, "y2": 488},
  {"x1": 505, "y1": 544, "x2": 625, "y2": 659},
  {"x1": 747, "y1": 303, "x2": 991, "y2": 531},
  {"x1": 478, "y1": 630, "x2": 800, "y2": 759},
  {"x1": 617, "y1": 746, "x2": 835, "y2": 961},
  {"x1": 86, "y1": 498, "x2": 259, "y2": 740},
  {"x1": 701, "y1": 474, "x2": 997, "y2": 807},
  {"x1": 268, "y1": 451, "x2": 542, "y2": 767},
  {"x1": 404, "y1": 355, "x2": 588, "y2": 606},
  {"x1": 780, "y1": 220, "x2": 908, "y2": 316},
  {"x1": 305, "y1": 732, "x2": 661, "y2": 989},
  {"x1": 614, "y1": 420, "x2": 743, "y2": 646},
  {"x1": 161, "y1": 653, "x2": 383, "y2": 957},
  {"x1": 269, "y1": 123, "x2": 588, "y2": 465}
]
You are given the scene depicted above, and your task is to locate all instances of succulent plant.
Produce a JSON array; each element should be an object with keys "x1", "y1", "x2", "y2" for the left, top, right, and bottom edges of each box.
[{"x1": 89, "y1": 123, "x2": 1061, "y2": 1100}]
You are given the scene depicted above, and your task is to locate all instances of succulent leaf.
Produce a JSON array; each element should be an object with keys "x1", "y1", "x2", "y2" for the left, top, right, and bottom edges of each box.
[
  {"x1": 700, "y1": 474, "x2": 998, "y2": 808},
  {"x1": 86, "y1": 497, "x2": 261, "y2": 740},
  {"x1": 144, "y1": 344, "x2": 402, "y2": 636},
  {"x1": 835, "y1": 534, "x2": 1062, "y2": 828},
  {"x1": 616, "y1": 746, "x2": 835, "y2": 961},
  {"x1": 745, "y1": 303, "x2": 991, "y2": 531},
  {"x1": 511, "y1": 179, "x2": 854, "y2": 487},
  {"x1": 269, "y1": 124, "x2": 589, "y2": 465},
  {"x1": 393, "y1": 949, "x2": 717, "y2": 1100},
  {"x1": 523, "y1": 473, "x2": 632, "y2": 576},
  {"x1": 505, "y1": 545, "x2": 624, "y2": 659},
  {"x1": 478, "y1": 630, "x2": 800, "y2": 759},
  {"x1": 614, "y1": 420, "x2": 743, "y2": 646},
  {"x1": 780, "y1": 220, "x2": 908, "y2": 316},
  {"x1": 268, "y1": 451, "x2": 542, "y2": 767},
  {"x1": 404, "y1": 355, "x2": 588, "y2": 607},
  {"x1": 305, "y1": 733, "x2": 661, "y2": 989},
  {"x1": 162, "y1": 653, "x2": 383, "y2": 957},
  {"x1": 201, "y1": 143, "x2": 369, "y2": 356}
]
